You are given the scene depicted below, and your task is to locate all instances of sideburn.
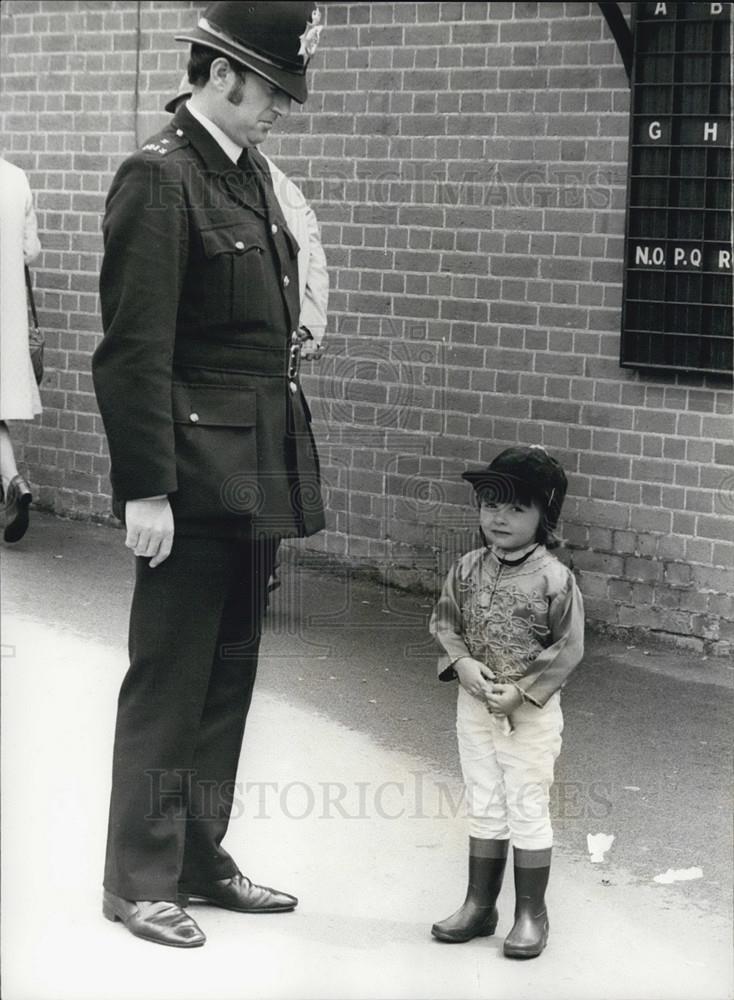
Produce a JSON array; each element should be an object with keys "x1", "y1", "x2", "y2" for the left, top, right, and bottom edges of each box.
[{"x1": 226, "y1": 75, "x2": 245, "y2": 107}]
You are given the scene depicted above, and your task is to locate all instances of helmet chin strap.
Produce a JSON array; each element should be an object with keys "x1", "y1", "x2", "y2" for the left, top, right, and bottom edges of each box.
[
  {"x1": 480, "y1": 528, "x2": 540, "y2": 567},
  {"x1": 494, "y1": 544, "x2": 539, "y2": 567}
]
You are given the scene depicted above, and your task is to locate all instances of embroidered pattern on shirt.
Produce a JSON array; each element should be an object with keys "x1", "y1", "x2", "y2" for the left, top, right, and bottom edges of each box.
[{"x1": 459, "y1": 555, "x2": 552, "y2": 682}]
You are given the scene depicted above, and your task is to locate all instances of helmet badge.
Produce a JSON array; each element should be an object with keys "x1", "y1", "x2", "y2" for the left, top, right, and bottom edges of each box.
[{"x1": 298, "y1": 7, "x2": 322, "y2": 62}]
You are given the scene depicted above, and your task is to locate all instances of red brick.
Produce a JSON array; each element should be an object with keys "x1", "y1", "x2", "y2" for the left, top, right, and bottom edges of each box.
[
  {"x1": 696, "y1": 516, "x2": 734, "y2": 543},
  {"x1": 490, "y1": 255, "x2": 538, "y2": 278},
  {"x1": 625, "y1": 557, "x2": 663, "y2": 584},
  {"x1": 531, "y1": 400, "x2": 580, "y2": 425},
  {"x1": 489, "y1": 302, "x2": 537, "y2": 326},
  {"x1": 535, "y1": 352, "x2": 584, "y2": 375},
  {"x1": 573, "y1": 499, "x2": 629, "y2": 530},
  {"x1": 713, "y1": 543, "x2": 734, "y2": 569},
  {"x1": 581, "y1": 404, "x2": 633, "y2": 431},
  {"x1": 664, "y1": 563, "x2": 692, "y2": 587},
  {"x1": 672, "y1": 513, "x2": 697, "y2": 537},
  {"x1": 714, "y1": 442, "x2": 734, "y2": 467}
]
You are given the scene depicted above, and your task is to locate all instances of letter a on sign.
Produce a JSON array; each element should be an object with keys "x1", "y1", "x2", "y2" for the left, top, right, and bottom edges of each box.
[{"x1": 655, "y1": 2, "x2": 667, "y2": 14}]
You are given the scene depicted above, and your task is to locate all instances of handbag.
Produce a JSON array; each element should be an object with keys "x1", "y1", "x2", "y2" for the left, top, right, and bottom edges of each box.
[{"x1": 24, "y1": 264, "x2": 44, "y2": 385}]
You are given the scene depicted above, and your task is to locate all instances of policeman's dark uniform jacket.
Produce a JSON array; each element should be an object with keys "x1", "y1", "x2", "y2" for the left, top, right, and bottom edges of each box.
[
  {"x1": 94, "y1": 104, "x2": 323, "y2": 538},
  {"x1": 92, "y1": 1, "x2": 324, "y2": 916}
]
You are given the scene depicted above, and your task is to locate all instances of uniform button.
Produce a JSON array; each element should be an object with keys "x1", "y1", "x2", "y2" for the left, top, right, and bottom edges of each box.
[
  {"x1": 176, "y1": 129, "x2": 183, "y2": 137},
  {"x1": 289, "y1": 381, "x2": 298, "y2": 394},
  {"x1": 234, "y1": 240, "x2": 245, "y2": 251},
  {"x1": 189, "y1": 412, "x2": 200, "y2": 423},
  {"x1": 283, "y1": 275, "x2": 290, "y2": 287},
  {"x1": 271, "y1": 223, "x2": 279, "y2": 234}
]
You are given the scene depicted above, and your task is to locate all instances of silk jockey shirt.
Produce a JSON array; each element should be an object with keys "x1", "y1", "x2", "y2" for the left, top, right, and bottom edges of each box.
[{"x1": 430, "y1": 544, "x2": 585, "y2": 708}]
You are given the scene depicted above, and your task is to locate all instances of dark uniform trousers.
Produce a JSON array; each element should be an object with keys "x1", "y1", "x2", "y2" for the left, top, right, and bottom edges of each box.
[
  {"x1": 104, "y1": 536, "x2": 278, "y2": 901},
  {"x1": 94, "y1": 106, "x2": 324, "y2": 902}
]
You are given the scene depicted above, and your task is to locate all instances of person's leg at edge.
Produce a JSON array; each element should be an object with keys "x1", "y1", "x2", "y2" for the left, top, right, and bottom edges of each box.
[
  {"x1": 0, "y1": 422, "x2": 20, "y2": 492},
  {"x1": 1, "y1": 422, "x2": 32, "y2": 543}
]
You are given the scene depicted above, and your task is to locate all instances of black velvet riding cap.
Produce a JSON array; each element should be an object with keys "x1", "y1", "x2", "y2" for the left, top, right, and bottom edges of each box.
[{"x1": 462, "y1": 446, "x2": 568, "y2": 528}]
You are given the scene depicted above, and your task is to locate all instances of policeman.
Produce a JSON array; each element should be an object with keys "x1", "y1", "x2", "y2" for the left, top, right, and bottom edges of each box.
[
  {"x1": 164, "y1": 72, "x2": 329, "y2": 361},
  {"x1": 93, "y1": 1, "x2": 326, "y2": 948}
]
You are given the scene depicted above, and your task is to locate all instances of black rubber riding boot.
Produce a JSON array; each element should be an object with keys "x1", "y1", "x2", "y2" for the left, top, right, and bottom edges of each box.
[
  {"x1": 432, "y1": 838, "x2": 508, "y2": 943},
  {"x1": 503, "y1": 847, "x2": 551, "y2": 959}
]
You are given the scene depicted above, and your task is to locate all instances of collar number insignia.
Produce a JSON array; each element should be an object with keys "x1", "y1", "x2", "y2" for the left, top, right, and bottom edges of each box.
[{"x1": 298, "y1": 8, "x2": 322, "y2": 62}]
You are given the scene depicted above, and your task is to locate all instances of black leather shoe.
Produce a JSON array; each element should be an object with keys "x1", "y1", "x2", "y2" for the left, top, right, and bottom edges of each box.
[
  {"x1": 178, "y1": 873, "x2": 297, "y2": 913},
  {"x1": 3, "y1": 475, "x2": 32, "y2": 543},
  {"x1": 103, "y1": 890, "x2": 206, "y2": 947}
]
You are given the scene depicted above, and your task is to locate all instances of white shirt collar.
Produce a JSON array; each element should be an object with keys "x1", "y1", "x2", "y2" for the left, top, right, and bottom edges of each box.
[{"x1": 185, "y1": 101, "x2": 242, "y2": 165}]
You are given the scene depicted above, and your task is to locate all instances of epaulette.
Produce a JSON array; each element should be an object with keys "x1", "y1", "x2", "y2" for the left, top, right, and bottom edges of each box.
[{"x1": 139, "y1": 127, "x2": 190, "y2": 157}]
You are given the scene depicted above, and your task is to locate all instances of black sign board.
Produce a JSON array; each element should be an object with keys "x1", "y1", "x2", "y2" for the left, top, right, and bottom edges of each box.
[{"x1": 621, "y1": 1, "x2": 733, "y2": 375}]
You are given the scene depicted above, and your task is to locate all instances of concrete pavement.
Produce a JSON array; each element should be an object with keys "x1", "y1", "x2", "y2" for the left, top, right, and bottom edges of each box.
[{"x1": 1, "y1": 512, "x2": 732, "y2": 1000}]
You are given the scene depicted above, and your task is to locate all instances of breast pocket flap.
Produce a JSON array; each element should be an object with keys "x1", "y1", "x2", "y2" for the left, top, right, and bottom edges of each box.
[
  {"x1": 200, "y1": 225, "x2": 264, "y2": 258},
  {"x1": 172, "y1": 384, "x2": 256, "y2": 427}
]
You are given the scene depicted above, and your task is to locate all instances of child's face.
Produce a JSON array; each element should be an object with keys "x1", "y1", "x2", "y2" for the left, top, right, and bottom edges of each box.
[{"x1": 479, "y1": 498, "x2": 542, "y2": 553}]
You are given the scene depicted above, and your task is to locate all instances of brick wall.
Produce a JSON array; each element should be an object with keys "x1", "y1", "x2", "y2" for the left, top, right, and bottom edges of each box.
[{"x1": 2, "y1": 1, "x2": 733, "y2": 654}]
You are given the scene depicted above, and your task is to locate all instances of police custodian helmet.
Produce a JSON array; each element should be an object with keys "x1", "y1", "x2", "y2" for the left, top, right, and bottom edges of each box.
[{"x1": 175, "y1": 1, "x2": 322, "y2": 104}]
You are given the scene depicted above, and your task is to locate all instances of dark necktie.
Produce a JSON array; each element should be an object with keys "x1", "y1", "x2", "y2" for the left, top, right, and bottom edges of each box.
[{"x1": 236, "y1": 148, "x2": 263, "y2": 209}]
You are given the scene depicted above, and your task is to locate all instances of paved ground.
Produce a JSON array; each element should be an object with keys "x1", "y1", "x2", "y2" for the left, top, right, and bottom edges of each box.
[{"x1": 1, "y1": 512, "x2": 732, "y2": 1000}]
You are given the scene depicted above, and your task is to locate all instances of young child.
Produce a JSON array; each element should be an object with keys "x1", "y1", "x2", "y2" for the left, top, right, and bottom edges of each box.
[{"x1": 429, "y1": 446, "x2": 584, "y2": 959}]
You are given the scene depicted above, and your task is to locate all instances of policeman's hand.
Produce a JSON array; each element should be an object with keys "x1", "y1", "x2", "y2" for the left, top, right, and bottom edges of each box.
[
  {"x1": 485, "y1": 683, "x2": 524, "y2": 717},
  {"x1": 125, "y1": 496, "x2": 174, "y2": 567},
  {"x1": 455, "y1": 657, "x2": 495, "y2": 700},
  {"x1": 300, "y1": 339, "x2": 324, "y2": 361}
]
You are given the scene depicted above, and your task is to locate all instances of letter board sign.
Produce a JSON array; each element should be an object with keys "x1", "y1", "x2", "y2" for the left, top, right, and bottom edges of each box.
[{"x1": 621, "y1": 1, "x2": 732, "y2": 374}]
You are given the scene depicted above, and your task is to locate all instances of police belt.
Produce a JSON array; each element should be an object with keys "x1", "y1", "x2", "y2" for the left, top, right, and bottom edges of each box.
[{"x1": 173, "y1": 335, "x2": 302, "y2": 389}]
